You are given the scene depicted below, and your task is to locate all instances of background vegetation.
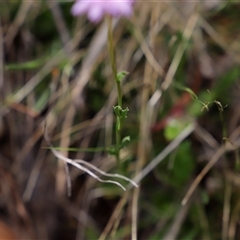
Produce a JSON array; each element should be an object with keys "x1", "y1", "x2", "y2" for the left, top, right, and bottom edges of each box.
[{"x1": 1, "y1": 1, "x2": 240, "y2": 239}]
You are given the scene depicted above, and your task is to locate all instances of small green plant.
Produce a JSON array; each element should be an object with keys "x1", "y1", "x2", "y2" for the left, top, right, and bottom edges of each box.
[
  {"x1": 106, "y1": 17, "x2": 131, "y2": 171},
  {"x1": 45, "y1": 1, "x2": 138, "y2": 194}
]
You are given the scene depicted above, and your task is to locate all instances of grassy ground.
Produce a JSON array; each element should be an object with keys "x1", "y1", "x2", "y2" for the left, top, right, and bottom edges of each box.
[{"x1": 1, "y1": 1, "x2": 240, "y2": 239}]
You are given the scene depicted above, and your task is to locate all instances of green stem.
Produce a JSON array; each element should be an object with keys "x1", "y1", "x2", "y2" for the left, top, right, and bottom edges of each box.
[
  {"x1": 107, "y1": 17, "x2": 122, "y2": 107},
  {"x1": 107, "y1": 16, "x2": 122, "y2": 169},
  {"x1": 116, "y1": 128, "x2": 121, "y2": 168}
]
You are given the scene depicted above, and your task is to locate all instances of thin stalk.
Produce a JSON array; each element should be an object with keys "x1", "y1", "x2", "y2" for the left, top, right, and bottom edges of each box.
[{"x1": 107, "y1": 16, "x2": 122, "y2": 169}]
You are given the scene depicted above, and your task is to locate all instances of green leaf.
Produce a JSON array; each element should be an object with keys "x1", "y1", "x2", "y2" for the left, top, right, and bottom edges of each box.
[
  {"x1": 173, "y1": 82, "x2": 198, "y2": 100},
  {"x1": 45, "y1": 146, "x2": 107, "y2": 153},
  {"x1": 159, "y1": 141, "x2": 195, "y2": 188},
  {"x1": 5, "y1": 56, "x2": 47, "y2": 70},
  {"x1": 113, "y1": 105, "x2": 121, "y2": 117},
  {"x1": 171, "y1": 141, "x2": 195, "y2": 186},
  {"x1": 121, "y1": 136, "x2": 130, "y2": 148},
  {"x1": 117, "y1": 71, "x2": 129, "y2": 82},
  {"x1": 113, "y1": 105, "x2": 129, "y2": 128},
  {"x1": 164, "y1": 118, "x2": 191, "y2": 141}
]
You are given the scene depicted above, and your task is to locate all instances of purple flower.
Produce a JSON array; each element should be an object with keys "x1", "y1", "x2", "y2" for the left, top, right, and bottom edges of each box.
[{"x1": 71, "y1": 0, "x2": 135, "y2": 23}]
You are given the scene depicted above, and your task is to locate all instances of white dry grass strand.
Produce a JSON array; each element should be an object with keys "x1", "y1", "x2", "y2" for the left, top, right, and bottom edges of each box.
[
  {"x1": 74, "y1": 160, "x2": 138, "y2": 188},
  {"x1": 49, "y1": 148, "x2": 126, "y2": 191},
  {"x1": 44, "y1": 126, "x2": 138, "y2": 192}
]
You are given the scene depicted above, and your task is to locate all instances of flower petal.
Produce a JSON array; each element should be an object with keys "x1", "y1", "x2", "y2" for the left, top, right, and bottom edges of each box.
[
  {"x1": 105, "y1": 2, "x2": 133, "y2": 17},
  {"x1": 71, "y1": 0, "x2": 135, "y2": 22},
  {"x1": 71, "y1": 1, "x2": 90, "y2": 16},
  {"x1": 88, "y1": 5, "x2": 105, "y2": 22}
]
